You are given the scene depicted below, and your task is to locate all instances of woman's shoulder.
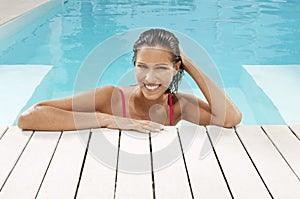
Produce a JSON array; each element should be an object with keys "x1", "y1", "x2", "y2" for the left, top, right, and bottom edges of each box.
[
  {"x1": 172, "y1": 91, "x2": 205, "y2": 107},
  {"x1": 94, "y1": 85, "x2": 114, "y2": 102},
  {"x1": 173, "y1": 91, "x2": 193, "y2": 100},
  {"x1": 95, "y1": 85, "x2": 138, "y2": 100},
  {"x1": 95, "y1": 85, "x2": 115, "y2": 92},
  {"x1": 95, "y1": 85, "x2": 128, "y2": 96}
]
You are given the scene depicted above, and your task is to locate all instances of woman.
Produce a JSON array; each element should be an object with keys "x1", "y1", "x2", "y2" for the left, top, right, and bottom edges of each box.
[{"x1": 18, "y1": 29, "x2": 242, "y2": 133}]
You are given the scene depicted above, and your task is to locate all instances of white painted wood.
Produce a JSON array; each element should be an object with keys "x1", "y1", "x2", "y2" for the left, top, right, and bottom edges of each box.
[
  {"x1": 236, "y1": 125, "x2": 300, "y2": 199},
  {"x1": 76, "y1": 128, "x2": 119, "y2": 198},
  {"x1": 262, "y1": 125, "x2": 300, "y2": 179},
  {"x1": 206, "y1": 125, "x2": 271, "y2": 199},
  {"x1": 0, "y1": 130, "x2": 61, "y2": 198},
  {"x1": 36, "y1": 130, "x2": 90, "y2": 199},
  {"x1": 290, "y1": 124, "x2": 300, "y2": 139},
  {"x1": 151, "y1": 126, "x2": 192, "y2": 199},
  {"x1": 0, "y1": 126, "x2": 8, "y2": 139},
  {"x1": 177, "y1": 121, "x2": 232, "y2": 198},
  {"x1": 0, "y1": 126, "x2": 33, "y2": 189},
  {"x1": 115, "y1": 130, "x2": 152, "y2": 199}
]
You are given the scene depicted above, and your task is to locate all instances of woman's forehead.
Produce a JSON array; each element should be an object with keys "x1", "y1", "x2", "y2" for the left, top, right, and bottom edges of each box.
[{"x1": 136, "y1": 46, "x2": 173, "y2": 63}]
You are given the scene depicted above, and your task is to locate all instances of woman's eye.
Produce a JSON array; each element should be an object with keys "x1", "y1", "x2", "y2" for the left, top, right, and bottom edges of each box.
[
  {"x1": 137, "y1": 65, "x2": 147, "y2": 69},
  {"x1": 157, "y1": 66, "x2": 169, "y2": 70}
]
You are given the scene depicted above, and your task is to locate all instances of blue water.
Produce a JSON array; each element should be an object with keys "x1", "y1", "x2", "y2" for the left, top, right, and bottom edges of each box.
[{"x1": 1, "y1": 0, "x2": 300, "y2": 124}]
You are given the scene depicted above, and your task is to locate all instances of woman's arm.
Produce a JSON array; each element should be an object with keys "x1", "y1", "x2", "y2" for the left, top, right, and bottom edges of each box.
[
  {"x1": 18, "y1": 86, "x2": 164, "y2": 133},
  {"x1": 18, "y1": 85, "x2": 114, "y2": 130},
  {"x1": 18, "y1": 106, "x2": 163, "y2": 133},
  {"x1": 180, "y1": 49, "x2": 242, "y2": 127},
  {"x1": 18, "y1": 105, "x2": 105, "y2": 130}
]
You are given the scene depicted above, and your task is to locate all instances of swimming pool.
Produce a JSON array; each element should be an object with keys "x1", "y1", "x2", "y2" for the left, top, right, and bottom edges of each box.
[{"x1": 1, "y1": 0, "x2": 300, "y2": 125}]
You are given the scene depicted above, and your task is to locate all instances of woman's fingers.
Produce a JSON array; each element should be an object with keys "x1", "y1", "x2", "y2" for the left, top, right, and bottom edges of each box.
[
  {"x1": 134, "y1": 120, "x2": 164, "y2": 132},
  {"x1": 128, "y1": 119, "x2": 164, "y2": 133},
  {"x1": 111, "y1": 116, "x2": 165, "y2": 134}
]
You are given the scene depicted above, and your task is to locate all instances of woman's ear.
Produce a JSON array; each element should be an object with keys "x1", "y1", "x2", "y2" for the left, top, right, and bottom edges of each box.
[{"x1": 173, "y1": 61, "x2": 181, "y2": 75}]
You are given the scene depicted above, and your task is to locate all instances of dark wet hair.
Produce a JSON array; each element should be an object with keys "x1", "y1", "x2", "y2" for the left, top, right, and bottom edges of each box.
[{"x1": 133, "y1": 28, "x2": 184, "y2": 94}]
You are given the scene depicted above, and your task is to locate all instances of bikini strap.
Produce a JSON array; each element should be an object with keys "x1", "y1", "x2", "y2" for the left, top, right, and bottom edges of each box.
[
  {"x1": 117, "y1": 87, "x2": 126, "y2": 118},
  {"x1": 168, "y1": 93, "x2": 173, "y2": 126}
]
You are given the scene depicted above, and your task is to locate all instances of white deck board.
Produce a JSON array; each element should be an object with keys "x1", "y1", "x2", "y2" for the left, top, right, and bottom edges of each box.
[
  {"x1": 76, "y1": 128, "x2": 119, "y2": 198},
  {"x1": 207, "y1": 126, "x2": 271, "y2": 199},
  {"x1": 36, "y1": 130, "x2": 90, "y2": 198},
  {"x1": 0, "y1": 126, "x2": 33, "y2": 190},
  {"x1": 178, "y1": 122, "x2": 232, "y2": 198},
  {"x1": 115, "y1": 130, "x2": 152, "y2": 199},
  {"x1": 236, "y1": 125, "x2": 300, "y2": 199},
  {"x1": 0, "y1": 126, "x2": 8, "y2": 139},
  {"x1": 290, "y1": 125, "x2": 300, "y2": 140},
  {"x1": 262, "y1": 125, "x2": 300, "y2": 179},
  {"x1": 151, "y1": 126, "x2": 192, "y2": 199},
  {"x1": 0, "y1": 130, "x2": 61, "y2": 198},
  {"x1": 1, "y1": 125, "x2": 300, "y2": 197}
]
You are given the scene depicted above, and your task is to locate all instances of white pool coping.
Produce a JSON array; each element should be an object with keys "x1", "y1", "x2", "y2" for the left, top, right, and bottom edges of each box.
[
  {"x1": 0, "y1": 0, "x2": 62, "y2": 41},
  {"x1": 0, "y1": 65, "x2": 52, "y2": 125},
  {"x1": 243, "y1": 65, "x2": 300, "y2": 124},
  {"x1": 0, "y1": 0, "x2": 50, "y2": 26}
]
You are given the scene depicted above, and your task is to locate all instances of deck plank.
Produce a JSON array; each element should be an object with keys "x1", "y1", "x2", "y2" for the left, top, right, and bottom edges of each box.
[
  {"x1": 206, "y1": 126, "x2": 271, "y2": 198},
  {"x1": 76, "y1": 128, "x2": 119, "y2": 198},
  {"x1": 0, "y1": 130, "x2": 61, "y2": 198},
  {"x1": 262, "y1": 125, "x2": 300, "y2": 180},
  {"x1": 151, "y1": 126, "x2": 192, "y2": 199},
  {"x1": 0, "y1": 126, "x2": 33, "y2": 190},
  {"x1": 115, "y1": 130, "x2": 152, "y2": 199},
  {"x1": 36, "y1": 130, "x2": 90, "y2": 198},
  {"x1": 289, "y1": 125, "x2": 300, "y2": 140},
  {"x1": 236, "y1": 125, "x2": 300, "y2": 199},
  {"x1": 0, "y1": 126, "x2": 8, "y2": 139},
  {"x1": 178, "y1": 122, "x2": 232, "y2": 198}
]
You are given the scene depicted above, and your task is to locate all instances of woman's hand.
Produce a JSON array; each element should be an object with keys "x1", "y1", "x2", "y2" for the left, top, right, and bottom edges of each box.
[
  {"x1": 101, "y1": 113, "x2": 165, "y2": 134},
  {"x1": 179, "y1": 47, "x2": 195, "y2": 72}
]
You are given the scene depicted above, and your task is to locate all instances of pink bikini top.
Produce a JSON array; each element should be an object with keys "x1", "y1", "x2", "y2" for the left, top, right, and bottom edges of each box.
[{"x1": 117, "y1": 87, "x2": 173, "y2": 126}]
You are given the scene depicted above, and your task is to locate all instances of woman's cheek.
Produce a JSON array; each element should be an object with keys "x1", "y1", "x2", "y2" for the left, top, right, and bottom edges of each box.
[
  {"x1": 160, "y1": 72, "x2": 173, "y2": 87},
  {"x1": 135, "y1": 70, "x2": 144, "y2": 83}
]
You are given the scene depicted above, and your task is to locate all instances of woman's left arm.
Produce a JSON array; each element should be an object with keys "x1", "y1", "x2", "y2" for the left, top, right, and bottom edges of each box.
[{"x1": 180, "y1": 49, "x2": 242, "y2": 128}]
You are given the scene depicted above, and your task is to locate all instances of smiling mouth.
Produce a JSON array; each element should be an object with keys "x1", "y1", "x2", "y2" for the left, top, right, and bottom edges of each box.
[{"x1": 144, "y1": 83, "x2": 161, "y2": 91}]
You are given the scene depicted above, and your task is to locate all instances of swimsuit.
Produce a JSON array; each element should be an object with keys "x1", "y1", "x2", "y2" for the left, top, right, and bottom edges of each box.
[{"x1": 117, "y1": 87, "x2": 173, "y2": 125}]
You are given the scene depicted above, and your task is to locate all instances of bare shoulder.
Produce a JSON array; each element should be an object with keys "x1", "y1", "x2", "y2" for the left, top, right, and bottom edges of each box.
[
  {"x1": 95, "y1": 85, "x2": 137, "y2": 113},
  {"x1": 95, "y1": 85, "x2": 116, "y2": 96},
  {"x1": 94, "y1": 85, "x2": 117, "y2": 111},
  {"x1": 174, "y1": 91, "x2": 210, "y2": 113},
  {"x1": 174, "y1": 92, "x2": 201, "y2": 104}
]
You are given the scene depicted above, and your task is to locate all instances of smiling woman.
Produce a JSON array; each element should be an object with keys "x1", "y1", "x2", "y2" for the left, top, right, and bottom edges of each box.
[{"x1": 17, "y1": 28, "x2": 242, "y2": 133}]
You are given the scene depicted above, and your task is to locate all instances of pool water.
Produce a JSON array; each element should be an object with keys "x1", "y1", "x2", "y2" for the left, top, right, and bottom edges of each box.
[{"x1": 1, "y1": 0, "x2": 300, "y2": 125}]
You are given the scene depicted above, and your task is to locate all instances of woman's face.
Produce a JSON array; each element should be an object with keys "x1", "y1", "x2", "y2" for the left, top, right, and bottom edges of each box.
[{"x1": 135, "y1": 46, "x2": 178, "y2": 100}]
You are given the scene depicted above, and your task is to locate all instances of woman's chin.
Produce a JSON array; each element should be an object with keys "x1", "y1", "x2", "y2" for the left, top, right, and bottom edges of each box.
[{"x1": 142, "y1": 88, "x2": 165, "y2": 100}]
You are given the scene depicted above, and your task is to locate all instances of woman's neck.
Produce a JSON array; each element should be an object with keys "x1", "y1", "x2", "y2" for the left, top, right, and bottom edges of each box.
[
  {"x1": 133, "y1": 89, "x2": 167, "y2": 108},
  {"x1": 129, "y1": 89, "x2": 169, "y2": 121}
]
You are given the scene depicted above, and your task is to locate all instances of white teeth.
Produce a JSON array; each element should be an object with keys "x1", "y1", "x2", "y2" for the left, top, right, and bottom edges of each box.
[{"x1": 145, "y1": 84, "x2": 159, "y2": 90}]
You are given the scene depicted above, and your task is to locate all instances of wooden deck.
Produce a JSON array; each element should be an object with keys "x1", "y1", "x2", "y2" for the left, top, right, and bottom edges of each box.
[{"x1": 0, "y1": 123, "x2": 299, "y2": 198}]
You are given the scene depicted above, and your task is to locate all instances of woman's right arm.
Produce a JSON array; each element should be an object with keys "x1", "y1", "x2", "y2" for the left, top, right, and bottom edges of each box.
[
  {"x1": 18, "y1": 86, "x2": 164, "y2": 133},
  {"x1": 17, "y1": 85, "x2": 115, "y2": 131},
  {"x1": 18, "y1": 106, "x2": 163, "y2": 133}
]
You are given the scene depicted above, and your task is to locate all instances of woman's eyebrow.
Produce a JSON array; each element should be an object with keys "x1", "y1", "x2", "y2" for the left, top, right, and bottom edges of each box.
[
  {"x1": 155, "y1": 63, "x2": 169, "y2": 66},
  {"x1": 136, "y1": 62, "x2": 146, "y2": 65},
  {"x1": 136, "y1": 62, "x2": 169, "y2": 66}
]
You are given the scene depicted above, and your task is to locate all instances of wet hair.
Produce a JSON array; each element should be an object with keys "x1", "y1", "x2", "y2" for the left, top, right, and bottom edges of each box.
[{"x1": 133, "y1": 28, "x2": 184, "y2": 94}]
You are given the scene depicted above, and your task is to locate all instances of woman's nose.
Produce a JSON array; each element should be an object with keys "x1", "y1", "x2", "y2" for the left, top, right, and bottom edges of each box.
[{"x1": 145, "y1": 70, "x2": 158, "y2": 82}]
